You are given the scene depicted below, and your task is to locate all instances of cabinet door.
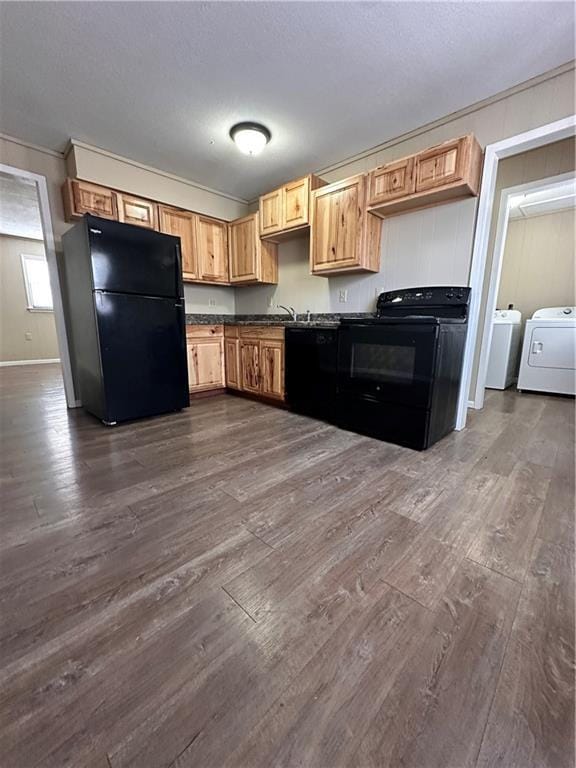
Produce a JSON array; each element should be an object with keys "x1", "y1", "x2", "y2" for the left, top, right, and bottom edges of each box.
[
  {"x1": 415, "y1": 136, "x2": 468, "y2": 192},
  {"x1": 195, "y1": 215, "x2": 229, "y2": 283},
  {"x1": 283, "y1": 177, "x2": 309, "y2": 230},
  {"x1": 259, "y1": 189, "x2": 282, "y2": 236},
  {"x1": 187, "y1": 339, "x2": 224, "y2": 391},
  {"x1": 368, "y1": 156, "x2": 416, "y2": 204},
  {"x1": 63, "y1": 179, "x2": 118, "y2": 221},
  {"x1": 229, "y1": 215, "x2": 259, "y2": 283},
  {"x1": 310, "y1": 175, "x2": 365, "y2": 273},
  {"x1": 158, "y1": 206, "x2": 197, "y2": 279},
  {"x1": 224, "y1": 338, "x2": 240, "y2": 389},
  {"x1": 117, "y1": 194, "x2": 158, "y2": 229},
  {"x1": 261, "y1": 340, "x2": 284, "y2": 400},
  {"x1": 240, "y1": 340, "x2": 261, "y2": 393}
]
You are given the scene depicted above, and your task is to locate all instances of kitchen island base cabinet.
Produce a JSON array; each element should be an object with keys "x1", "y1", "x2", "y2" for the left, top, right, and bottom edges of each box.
[{"x1": 186, "y1": 326, "x2": 224, "y2": 393}]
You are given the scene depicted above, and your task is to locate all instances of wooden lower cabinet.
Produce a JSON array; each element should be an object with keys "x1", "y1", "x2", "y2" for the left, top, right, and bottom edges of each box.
[
  {"x1": 260, "y1": 340, "x2": 284, "y2": 399},
  {"x1": 240, "y1": 340, "x2": 261, "y2": 394},
  {"x1": 224, "y1": 337, "x2": 240, "y2": 389},
  {"x1": 186, "y1": 325, "x2": 224, "y2": 393},
  {"x1": 190, "y1": 324, "x2": 285, "y2": 402}
]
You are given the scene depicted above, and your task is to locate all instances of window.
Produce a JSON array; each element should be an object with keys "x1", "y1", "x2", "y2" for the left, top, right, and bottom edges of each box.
[{"x1": 21, "y1": 254, "x2": 53, "y2": 311}]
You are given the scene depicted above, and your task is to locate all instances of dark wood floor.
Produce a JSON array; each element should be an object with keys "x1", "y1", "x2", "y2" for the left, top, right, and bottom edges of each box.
[{"x1": 1, "y1": 364, "x2": 574, "y2": 768}]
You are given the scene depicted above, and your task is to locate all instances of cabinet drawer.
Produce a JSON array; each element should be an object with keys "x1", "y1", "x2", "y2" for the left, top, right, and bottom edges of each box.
[
  {"x1": 186, "y1": 324, "x2": 224, "y2": 339},
  {"x1": 238, "y1": 326, "x2": 285, "y2": 341},
  {"x1": 224, "y1": 325, "x2": 239, "y2": 338}
]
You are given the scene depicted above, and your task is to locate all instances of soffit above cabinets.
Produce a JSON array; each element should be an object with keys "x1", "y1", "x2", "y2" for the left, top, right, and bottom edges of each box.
[{"x1": 1, "y1": 2, "x2": 574, "y2": 200}]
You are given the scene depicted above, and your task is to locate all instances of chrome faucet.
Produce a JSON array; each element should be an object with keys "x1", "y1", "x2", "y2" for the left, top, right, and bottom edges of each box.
[{"x1": 277, "y1": 304, "x2": 297, "y2": 321}]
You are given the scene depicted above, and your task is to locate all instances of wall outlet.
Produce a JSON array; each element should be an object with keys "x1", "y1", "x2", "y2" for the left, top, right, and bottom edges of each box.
[
  {"x1": 25, "y1": 331, "x2": 32, "y2": 341},
  {"x1": 339, "y1": 289, "x2": 348, "y2": 303},
  {"x1": 208, "y1": 298, "x2": 216, "y2": 307},
  {"x1": 375, "y1": 286, "x2": 385, "y2": 297}
]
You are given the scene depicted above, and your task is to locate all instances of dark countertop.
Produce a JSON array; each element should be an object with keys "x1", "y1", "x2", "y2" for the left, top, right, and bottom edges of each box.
[{"x1": 185, "y1": 312, "x2": 374, "y2": 327}]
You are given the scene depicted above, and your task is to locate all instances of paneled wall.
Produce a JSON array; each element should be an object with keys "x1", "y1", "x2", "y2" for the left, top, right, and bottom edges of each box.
[{"x1": 497, "y1": 208, "x2": 575, "y2": 320}]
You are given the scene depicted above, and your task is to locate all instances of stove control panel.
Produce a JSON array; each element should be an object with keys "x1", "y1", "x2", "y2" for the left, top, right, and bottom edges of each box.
[{"x1": 378, "y1": 286, "x2": 471, "y2": 309}]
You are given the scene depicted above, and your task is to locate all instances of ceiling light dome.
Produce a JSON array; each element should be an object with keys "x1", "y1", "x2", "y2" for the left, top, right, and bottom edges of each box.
[{"x1": 230, "y1": 122, "x2": 271, "y2": 156}]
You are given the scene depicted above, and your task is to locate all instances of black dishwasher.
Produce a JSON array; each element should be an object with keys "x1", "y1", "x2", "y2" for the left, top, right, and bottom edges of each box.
[{"x1": 285, "y1": 326, "x2": 338, "y2": 422}]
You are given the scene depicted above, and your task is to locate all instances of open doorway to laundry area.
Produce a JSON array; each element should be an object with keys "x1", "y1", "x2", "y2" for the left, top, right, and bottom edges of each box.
[
  {"x1": 477, "y1": 172, "x2": 575, "y2": 405},
  {"x1": 0, "y1": 163, "x2": 75, "y2": 406}
]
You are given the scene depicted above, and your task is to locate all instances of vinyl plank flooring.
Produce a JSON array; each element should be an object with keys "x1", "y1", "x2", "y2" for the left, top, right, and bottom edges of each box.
[
  {"x1": 476, "y1": 539, "x2": 575, "y2": 768},
  {"x1": 352, "y1": 559, "x2": 521, "y2": 768},
  {"x1": 0, "y1": 365, "x2": 573, "y2": 768},
  {"x1": 467, "y1": 462, "x2": 550, "y2": 582}
]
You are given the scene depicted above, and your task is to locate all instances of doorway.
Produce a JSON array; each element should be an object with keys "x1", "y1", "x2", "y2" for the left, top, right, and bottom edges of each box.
[
  {"x1": 456, "y1": 115, "x2": 576, "y2": 429},
  {"x1": 475, "y1": 172, "x2": 575, "y2": 404},
  {"x1": 0, "y1": 163, "x2": 76, "y2": 406}
]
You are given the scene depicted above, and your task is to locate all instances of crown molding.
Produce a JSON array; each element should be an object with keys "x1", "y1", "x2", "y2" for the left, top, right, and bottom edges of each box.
[
  {"x1": 0, "y1": 133, "x2": 64, "y2": 159},
  {"x1": 314, "y1": 61, "x2": 576, "y2": 177},
  {"x1": 67, "y1": 139, "x2": 250, "y2": 205}
]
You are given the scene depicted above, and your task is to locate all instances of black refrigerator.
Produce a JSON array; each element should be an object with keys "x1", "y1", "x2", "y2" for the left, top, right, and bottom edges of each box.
[{"x1": 62, "y1": 215, "x2": 189, "y2": 425}]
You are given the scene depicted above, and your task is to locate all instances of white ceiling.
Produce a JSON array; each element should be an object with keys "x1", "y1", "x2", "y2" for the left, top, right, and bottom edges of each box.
[
  {"x1": 0, "y1": 174, "x2": 43, "y2": 241},
  {"x1": 0, "y1": 2, "x2": 574, "y2": 200}
]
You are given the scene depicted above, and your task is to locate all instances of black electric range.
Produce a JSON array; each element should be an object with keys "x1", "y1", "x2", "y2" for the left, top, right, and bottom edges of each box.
[{"x1": 337, "y1": 286, "x2": 471, "y2": 449}]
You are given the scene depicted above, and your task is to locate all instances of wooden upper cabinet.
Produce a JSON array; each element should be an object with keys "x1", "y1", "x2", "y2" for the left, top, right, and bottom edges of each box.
[
  {"x1": 260, "y1": 188, "x2": 283, "y2": 236},
  {"x1": 416, "y1": 136, "x2": 469, "y2": 191},
  {"x1": 368, "y1": 156, "x2": 416, "y2": 205},
  {"x1": 229, "y1": 213, "x2": 278, "y2": 284},
  {"x1": 62, "y1": 179, "x2": 118, "y2": 221},
  {"x1": 158, "y1": 206, "x2": 197, "y2": 279},
  {"x1": 310, "y1": 174, "x2": 381, "y2": 276},
  {"x1": 282, "y1": 177, "x2": 309, "y2": 230},
  {"x1": 195, "y1": 215, "x2": 229, "y2": 283},
  {"x1": 117, "y1": 193, "x2": 158, "y2": 229},
  {"x1": 367, "y1": 134, "x2": 483, "y2": 217},
  {"x1": 259, "y1": 174, "x2": 326, "y2": 241}
]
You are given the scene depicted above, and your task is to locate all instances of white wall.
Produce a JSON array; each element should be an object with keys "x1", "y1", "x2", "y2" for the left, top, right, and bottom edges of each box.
[
  {"x1": 0, "y1": 235, "x2": 59, "y2": 361},
  {"x1": 497, "y1": 208, "x2": 575, "y2": 319},
  {"x1": 235, "y1": 198, "x2": 476, "y2": 315}
]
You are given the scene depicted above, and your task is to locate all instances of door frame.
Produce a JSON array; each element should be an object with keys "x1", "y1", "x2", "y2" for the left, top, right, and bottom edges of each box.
[
  {"x1": 455, "y1": 114, "x2": 576, "y2": 430},
  {"x1": 0, "y1": 162, "x2": 77, "y2": 406},
  {"x1": 472, "y1": 170, "x2": 575, "y2": 409}
]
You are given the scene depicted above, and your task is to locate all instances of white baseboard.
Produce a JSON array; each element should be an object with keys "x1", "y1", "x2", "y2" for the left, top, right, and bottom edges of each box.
[
  {"x1": 467, "y1": 399, "x2": 476, "y2": 408},
  {"x1": 0, "y1": 358, "x2": 60, "y2": 367}
]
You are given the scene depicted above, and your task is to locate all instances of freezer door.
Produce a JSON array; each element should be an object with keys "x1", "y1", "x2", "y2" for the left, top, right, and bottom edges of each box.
[
  {"x1": 87, "y1": 216, "x2": 182, "y2": 298},
  {"x1": 95, "y1": 291, "x2": 189, "y2": 423}
]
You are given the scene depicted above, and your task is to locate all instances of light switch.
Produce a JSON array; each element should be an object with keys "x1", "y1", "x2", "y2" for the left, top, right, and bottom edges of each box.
[
  {"x1": 208, "y1": 298, "x2": 216, "y2": 307},
  {"x1": 25, "y1": 332, "x2": 32, "y2": 341},
  {"x1": 339, "y1": 289, "x2": 348, "y2": 303}
]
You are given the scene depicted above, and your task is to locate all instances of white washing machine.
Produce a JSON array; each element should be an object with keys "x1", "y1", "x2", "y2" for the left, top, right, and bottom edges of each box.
[
  {"x1": 485, "y1": 309, "x2": 523, "y2": 389},
  {"x1": 517, "y1": 307, "x2": 576, "y2": 395}
]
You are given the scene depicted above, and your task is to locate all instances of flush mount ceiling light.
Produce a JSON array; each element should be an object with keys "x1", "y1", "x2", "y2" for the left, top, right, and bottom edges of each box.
[{"x1": 229, "y1": 122, "x2": 271, "y2": 156}]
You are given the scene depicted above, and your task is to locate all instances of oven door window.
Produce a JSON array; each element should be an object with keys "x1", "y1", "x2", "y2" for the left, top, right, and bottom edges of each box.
[
  {"x1": 338, "y1": 324, "x2": 437, "y2": 407},
  {"x1": 351, "y1": 343, "x2": 416, "y2": 384}
]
